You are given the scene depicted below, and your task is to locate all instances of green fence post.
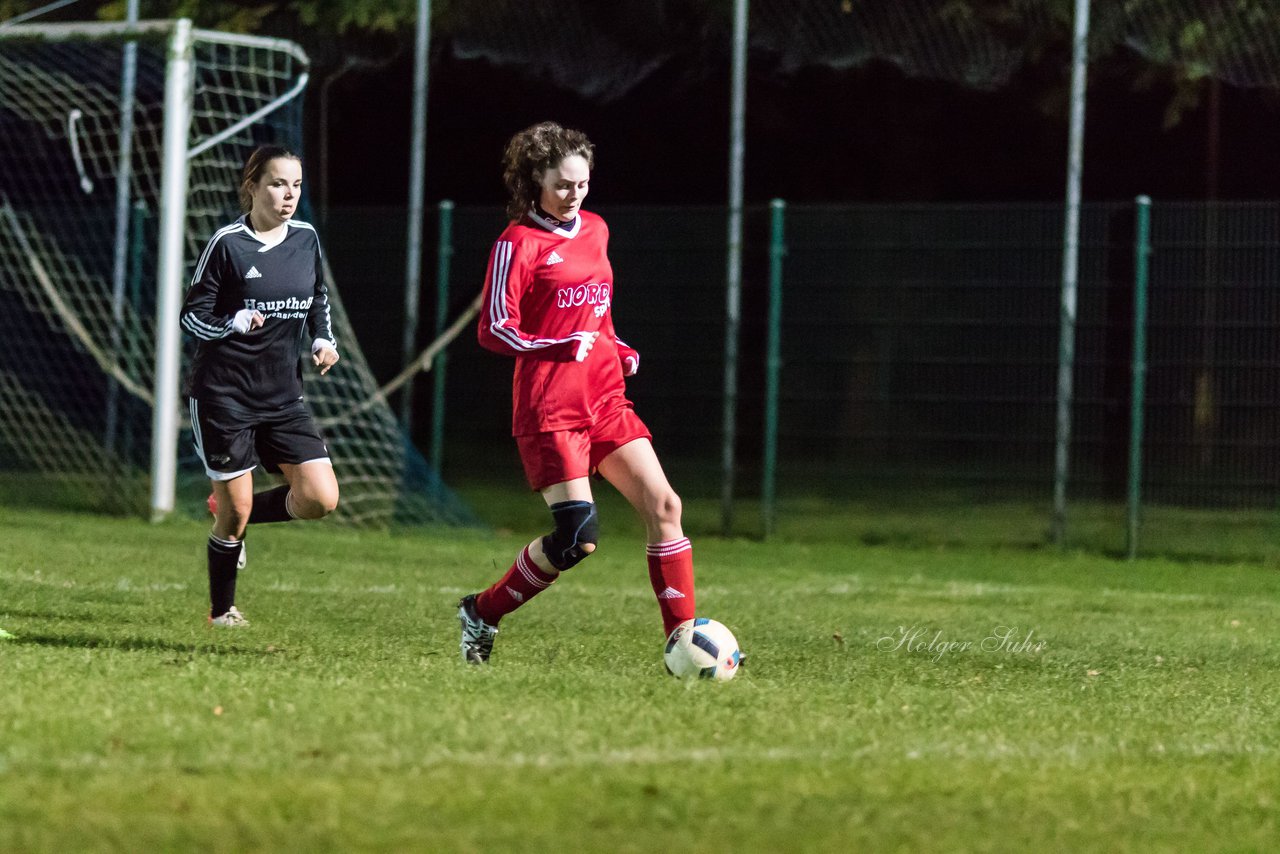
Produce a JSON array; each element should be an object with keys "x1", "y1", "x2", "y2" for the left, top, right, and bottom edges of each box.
[
  {"x1": 1127, "y1": 195, "x2": 1152, "y2": 560},
  {"x1": 429, "y1": 200, "x2": 454, "y2": 475},
  {"x1": 763, "y1": 199, "x2": 786, "y2": 538}
]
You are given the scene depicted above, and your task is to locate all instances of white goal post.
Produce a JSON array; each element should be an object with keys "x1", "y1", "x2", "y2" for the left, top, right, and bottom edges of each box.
[{"x1": 0, "y1": 18, "x2": 474, "y2": 526}]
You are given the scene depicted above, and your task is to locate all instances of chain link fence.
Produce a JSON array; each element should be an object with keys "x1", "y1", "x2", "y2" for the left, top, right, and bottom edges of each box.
[{"x1": 325, "y1": 200, "x2": 1280, "y2": 557}]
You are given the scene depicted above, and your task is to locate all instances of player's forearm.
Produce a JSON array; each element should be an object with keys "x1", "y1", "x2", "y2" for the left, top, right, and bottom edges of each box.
[
  {"x1": 481, "y1": 324, "x2": 595, "y2": 361},
  {"x1": 179, "y1": 303, "x2": 234, "y2": 340}
]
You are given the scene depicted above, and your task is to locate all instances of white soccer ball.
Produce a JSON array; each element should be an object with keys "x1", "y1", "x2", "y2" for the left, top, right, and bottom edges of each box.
[{"x1": 663, "y1": 618, "x2": 742, "y2": 681}]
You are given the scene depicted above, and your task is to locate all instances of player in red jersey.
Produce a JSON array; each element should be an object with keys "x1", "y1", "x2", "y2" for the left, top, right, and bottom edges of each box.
[{"x1": 458, "y1": 121, "x2": 696, "y2": 665}]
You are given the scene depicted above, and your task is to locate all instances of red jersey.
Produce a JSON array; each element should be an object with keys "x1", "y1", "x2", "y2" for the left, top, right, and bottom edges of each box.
[{"x1": 478, "y1": 209, "x2": 640, "y2": 436}]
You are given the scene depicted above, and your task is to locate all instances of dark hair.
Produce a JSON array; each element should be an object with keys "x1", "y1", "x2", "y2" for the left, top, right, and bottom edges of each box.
[
  {"x1": 501, "y1": 122, "x2": 594, "y2": 221},
  {"x1": 239, "y1": 145, "x2": 301, "y2": 213}
]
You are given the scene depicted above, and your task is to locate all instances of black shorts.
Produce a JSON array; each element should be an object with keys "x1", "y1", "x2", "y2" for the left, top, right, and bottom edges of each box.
[{"x1": 189, "y1": 397, "x2": 329, "y2": 481}]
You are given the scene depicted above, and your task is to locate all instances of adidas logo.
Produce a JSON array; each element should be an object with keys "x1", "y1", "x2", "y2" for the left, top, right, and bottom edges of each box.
[
  {"x1": 546, "y1": 251, "x2": 564, "y2": 266},
  {"x1": 657, "y1": 586, "x2": 685, "y2": 599},
  {"x1": 245, "y1": 266, "x2": 263, "y2": 279},
  {"x1": 504, "y1": 585, "x2": 524, "y2": 603}
]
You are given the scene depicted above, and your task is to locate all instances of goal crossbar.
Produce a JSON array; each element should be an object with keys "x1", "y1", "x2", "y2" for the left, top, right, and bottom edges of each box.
[{"x1": 0, "y1": 19, "x2": 307, "y2": 61}]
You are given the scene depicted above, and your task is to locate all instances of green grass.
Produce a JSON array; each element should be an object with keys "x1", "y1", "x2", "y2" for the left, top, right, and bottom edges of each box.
[{"x1": 3, "y1": 484, "x2": 1280, "y2": 852}]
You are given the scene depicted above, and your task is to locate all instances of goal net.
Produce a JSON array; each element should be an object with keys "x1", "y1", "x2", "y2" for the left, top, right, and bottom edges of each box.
[
  {"x1": 449, "y1": 1, "x2": 1280, "y2": 96},
  {"x1": 0, "y1": 19, "x2": 475, "y2": 527}
]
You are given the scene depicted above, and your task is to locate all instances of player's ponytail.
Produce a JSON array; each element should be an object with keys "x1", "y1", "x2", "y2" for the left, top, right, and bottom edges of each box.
[
  {"x1": 239, "y1": 145, "x2": 302, "y2": 213},
  {"x1": 501, "y1": 122, "x2": 594, "y2": 222}
]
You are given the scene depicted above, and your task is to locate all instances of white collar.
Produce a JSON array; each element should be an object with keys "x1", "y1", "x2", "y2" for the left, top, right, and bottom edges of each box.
[{"x1": 243, "y1": 214, "x2": 289, "y2": 249}]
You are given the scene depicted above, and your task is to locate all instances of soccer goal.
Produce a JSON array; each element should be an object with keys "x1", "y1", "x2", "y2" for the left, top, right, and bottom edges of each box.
[{"x1": 0, "y1": 19, "x2": 474, "y2": 527}]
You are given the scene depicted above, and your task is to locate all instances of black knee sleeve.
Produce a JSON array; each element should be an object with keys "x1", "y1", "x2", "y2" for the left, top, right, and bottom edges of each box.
[{"x1": 542, "y1": 500, "x2": 599, "y2": 570}]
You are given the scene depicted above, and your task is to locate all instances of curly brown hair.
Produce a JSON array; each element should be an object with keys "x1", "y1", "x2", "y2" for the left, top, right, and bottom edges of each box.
[
  {"x1": 238, "y1": 145, "x2": 301, "y2": 214},
  {"x1": 501, "y1": 122, "x2": 595, "y2": 221}
]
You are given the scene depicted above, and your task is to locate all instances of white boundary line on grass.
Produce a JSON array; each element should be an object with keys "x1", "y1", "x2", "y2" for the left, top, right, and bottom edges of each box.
[
  {"x1": 6, "y1": 571, "x2": 1265, "y2": 611},
  {"x1": 15, "y1": 740, "x2": 1275, "y2": 775}
]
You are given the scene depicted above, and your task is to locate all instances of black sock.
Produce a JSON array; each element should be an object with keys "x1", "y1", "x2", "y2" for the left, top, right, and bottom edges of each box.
[
  {"x1": 248, "y1": 484, "x2": 294, "y2": 524},
  {"x1": 208, "y1": 535, "x2": 242, "y2": 618}
]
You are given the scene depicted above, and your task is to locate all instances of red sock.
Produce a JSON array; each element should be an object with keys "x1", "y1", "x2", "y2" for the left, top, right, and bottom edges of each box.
[
  {"x1": 475, "y1": 546, "x2": 556, "y2": 624},
  {"x1": 647, "y1": 537, "x2": 696, "y2": 637}
]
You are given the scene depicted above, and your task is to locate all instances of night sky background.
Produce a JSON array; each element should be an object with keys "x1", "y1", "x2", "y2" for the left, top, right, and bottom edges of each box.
[{"x1": 312, "y1": 36, "x2": 1280, "y2": 212}]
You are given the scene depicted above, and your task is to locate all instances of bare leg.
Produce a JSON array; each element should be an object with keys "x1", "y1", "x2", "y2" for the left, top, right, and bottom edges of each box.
[
  {"x1": 277, "y1": 459, "x2": 339, "y2": 519},
  {"x1": 596, "y1": 438, "x2": 683, "y2": 543},
  {"x1": 211, "y1": 472, "x2": 254, "y2": 540}
]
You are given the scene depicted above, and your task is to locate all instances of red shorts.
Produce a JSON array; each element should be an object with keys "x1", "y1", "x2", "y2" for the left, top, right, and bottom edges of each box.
[{"x1": 515, "y1": 405, "x2": 652, "y2": 492}]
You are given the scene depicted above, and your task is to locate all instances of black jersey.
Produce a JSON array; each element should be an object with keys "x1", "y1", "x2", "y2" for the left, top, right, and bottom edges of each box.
[{"x1": 181, "y1": 216, "x2": 336, "y2": 411}]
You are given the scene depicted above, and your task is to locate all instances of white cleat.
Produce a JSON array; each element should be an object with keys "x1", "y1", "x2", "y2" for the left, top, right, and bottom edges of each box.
[{"x1": 208, "y1": 605, "x2": 250, "y2": 627}]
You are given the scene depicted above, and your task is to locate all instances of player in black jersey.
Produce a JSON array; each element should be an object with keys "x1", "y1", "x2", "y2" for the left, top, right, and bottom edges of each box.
[{"x1": 181, "y1": 146, "x2": 340, "y2": 626}]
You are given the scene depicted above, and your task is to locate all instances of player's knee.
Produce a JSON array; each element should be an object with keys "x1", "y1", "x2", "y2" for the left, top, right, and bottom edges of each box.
[
  {"x1": 318, "y1": 484, "x2": 339, "y2": 516},
  {"x1": 312, "y1": 493, "x2": 338, "y2": 518},
  {"x1": 541, "y1": 500, "x2": 599, "y2": 570},
  {"x1": 291, "y1": 485, "x2": 338, "y2": 519},
  {"x1": 652, "y1": 489, "x2": 682, "y2": 528},
  {"x1": 290, "y1": 467, "x2": 339, "y2": 519}
]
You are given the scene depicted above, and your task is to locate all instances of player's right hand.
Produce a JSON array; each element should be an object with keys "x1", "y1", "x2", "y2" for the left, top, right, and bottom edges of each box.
[
  {"x1": 573, "y1": 331, "x2": 601, "y2": 362},
  {"x1": 232, "y1": 308, "x2": 265, "y2": 334}
]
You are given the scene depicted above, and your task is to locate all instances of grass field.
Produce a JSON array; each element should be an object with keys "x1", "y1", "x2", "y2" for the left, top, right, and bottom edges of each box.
[{"x1": 3, "y1": 482, "x2": 1280, "y2": 852}]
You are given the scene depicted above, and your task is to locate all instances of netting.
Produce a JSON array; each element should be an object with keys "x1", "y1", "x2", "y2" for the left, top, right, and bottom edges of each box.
[
  {"x1": 0, "y1": 21, "x2": 475, "y2": 526},
  {"x1": 754, "y1": 0, "x2": 1280, "y2": 90},
  {"x1": 443, "y1": 0, "x2": 1280, "y2": 95},
  {"x1": 1110, "y1": 0, "x2": 1280, "y2": 89},
  {"x1": 449, "y1": 0, "x2": 675, "y2": 101},
  {"x1": 752, "y1": 0, "x2": 1044, "y2": 89}
]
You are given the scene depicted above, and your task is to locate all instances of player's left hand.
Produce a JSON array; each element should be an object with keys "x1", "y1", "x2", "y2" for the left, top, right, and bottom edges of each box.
[
  {"x1": 312, "y1": 340, "x2": 339, "y2": 375},
  {"x1": 618, "y1": 344, "x2": 640, "y2": 376}
]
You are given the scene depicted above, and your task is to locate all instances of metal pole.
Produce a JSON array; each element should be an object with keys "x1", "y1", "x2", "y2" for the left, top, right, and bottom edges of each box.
[
  {"x1": 125, "y1": 200, "x2": 147, "y2": 462},
  {"x1": 1051, "y1": 0, "x2": 1091, "y2": 545},
  {"x1": 762, "y1": 199, "x2": 785, "y2": 538},
  {"x1": 401, "y1": 0, "x2": 431, "y2": 433},
  {"x1": 720, "y1": 0, "x2": 748, "y2": 536},
  {"x1": 1126, "y1": 195, "x2": 1151, "y2": 560},
  {"x1": 105, "y1": 0, "x2": 139, "y2": 470},
  {"x1": 149, "y1": 18, "x2": 195, "y2": 522},
  {"x1": 429, "y1": 199, "x2": 454, "y2": 475}
]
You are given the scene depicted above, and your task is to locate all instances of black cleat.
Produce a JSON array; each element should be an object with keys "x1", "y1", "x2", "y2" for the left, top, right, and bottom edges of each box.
[{"x1": 457, "y1": 594, "x2": 498, "y2": 664}]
